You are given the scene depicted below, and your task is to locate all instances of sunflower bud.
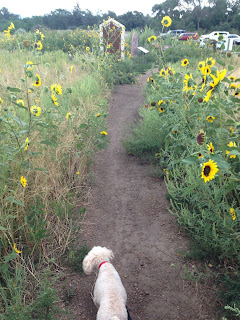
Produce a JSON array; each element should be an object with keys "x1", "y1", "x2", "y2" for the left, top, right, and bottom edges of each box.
[
  {"x1": 227, "y1": 52, "x2": 231, "y2": 57},
  {"x1": 151, "y1": 102, "x2": 156, "y2": 106},
  {"x1": 198, "y1": 97, "x2": 203, "y2": 103}
]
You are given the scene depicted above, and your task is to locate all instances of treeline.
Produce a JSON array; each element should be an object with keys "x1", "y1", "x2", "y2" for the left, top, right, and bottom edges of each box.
[{"x1": 0, "y1": 0, "x2": 239, "y2": 33}]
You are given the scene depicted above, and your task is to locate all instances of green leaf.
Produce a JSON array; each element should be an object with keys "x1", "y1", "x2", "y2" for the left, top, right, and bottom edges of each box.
[
  {"x1": 210, "y1": 154, "x2": 231, "y2": 169},
  {"x1": 230, "y1": 96, "x2": 240, "y2": 103},
  {"x1": 182, "y1": 155, "x2": 198, "y2": 164},
  {"x1": 5, "y1": 251, "x2": 18, "y2": 263},
  {"x1": 6, "y1": 87, "x2": 22, "y2": 93},
  {"x1": 0, "y1": 226, "x2": 6, "y2": 231},
  {"x1": 227, "y1": 150, "x2": 240, "y2": 156},
  {"x1": 216, "y1": 58, "x2": 226, "y2": 67},
  {"x1": 228, "y1": 65, "x2": 234, "y2": 72},
  {"x1": 182, "y1": 179, "x2": 202, "y2": 197},
  {"x1": 79, "y1": 123, "x2": 88, "y2": 129},
  {"x1": 8, "y1": 196, "x2": 25, "y2": 207},
  {"x1": 165, "y1": 136, "x2": 171, "y2": 151},
  {"x1": 40, "y1": 140, "x2": 56, "y2": 146}
]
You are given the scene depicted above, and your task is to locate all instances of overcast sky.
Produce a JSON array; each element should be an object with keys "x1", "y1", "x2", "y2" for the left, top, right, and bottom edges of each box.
[{"x1": 1, "y1": 0, "x2": 159, "y2": 18}]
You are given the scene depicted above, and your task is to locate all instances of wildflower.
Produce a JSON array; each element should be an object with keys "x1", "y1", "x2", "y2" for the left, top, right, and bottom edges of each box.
[
  {"x1": 147, "y1": 76, "x2": 155, "y2": 83},
  {"x1": 13, "y1": 243, "x2": 21, "y2": 254},
  {"x1": 201, "y1": 159, "x2": 219, "y2": 183},
  {"x1": 158, "y1": 107, "x2": 164, "y2": 112},
  {"x1": 148, "y1": 36, "x2": 157, "y2": 42},
  {"x1": 0, "y1": 97, "x2": 3, "y2": 104},
  {"x1": 206, "y1": 116, "x2": 215, "y2": 123},
  {"x1": 181, "y1": 59, "x2": 189, "y2": 67},
  {"x1": 86, "y1": 47, "x2": 90, "y2": 51},
  {"x1": 66, "y1": 112, "x2": 71, "y2": 119},
  {"x1": 203, "y1": 66, "x2": 211, "y2": 75},
  {"x1": 167, "y1": 67, "x2": 175, "y2": 75},
  {"x1": 35, "y1": 29, "x2": 45, "y2": 40},
  {"x1": 229, "y1": 83, "x2": 237, "y2": 89},
  {"x1": 155, "y1": 153, "x2": 162, "y2": 158},
  {"x1": 198, "y1": 61, "x2": 205, "y2": 72},
  {"x1": 161, "y1": 16, "x2": 172, "y2": 27},
  {"x1": 206, "y1": 57, "x2": 215, "y2": 68},
  {"x1": 20, "y1": 176, "x2": 27, "y2": 188},
  {"x1": 95, "y1": 112, "x2": 101, "y2": 117},
  {"x1": 183, "y1": 74, "x2": 197, "y2": 93},
  {"x1": 26, "y1": 61, "x2": 33, "y2": 70},
  {"x1": 76, "y1": 171, "x2": 80, "y2": 175},
  {"x1": 100, "y1": 131, "x2": 108, "y2": 135},
  {"x1": 230, "y1": 208, "x2": 236, "y2": 221},
  {"x1": 51, "y1": 94, "x2": 59, "y2": 106},
  {"x1": 198, "y1": 153, "x2": 204, "y2": 158},
  {"x1": 35, "y1": 41, "x2": 43, "y2": 50},
  {"x1": 207, "y1": 142, "x2": 214, "y2": 154},
  {"x1": 70, "y1": 65, "x2": 73, "y2": 73},
  {"x1": 226, "y1": 141, "x2": 237, "y2": 158},
  {"x1": 33, "y1": 74, "x2": 41, "y2": 87},
  {"x1": 24, "y1": 137, "x2": 29, "y2": 151},
  {"x1": 228, "y1": 76, "x2": 237, "y2": 82},
  {"x1": 51, "y1": 84, "x2": 62, "y2": 95},
  {"x1": 209, "y1": 69, "x2": 226, "y2": 90},
  {"x1": 30, "y1": 105, "x2": 41, "y2": 117},
  {"x1": 17, "y1": 99, "x2": 24, "y2": 107},
  {"x1": 163, "y1": 168, "x2": 169, "y2": 178},
  {"x1": 159, "y1": 69, "x2": 167, "y2": 77}
]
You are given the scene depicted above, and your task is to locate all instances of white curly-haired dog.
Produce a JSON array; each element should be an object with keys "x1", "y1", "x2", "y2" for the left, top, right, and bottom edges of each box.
[{"x1": 82, "y1": 246, "x2": 131, "y2": 320}]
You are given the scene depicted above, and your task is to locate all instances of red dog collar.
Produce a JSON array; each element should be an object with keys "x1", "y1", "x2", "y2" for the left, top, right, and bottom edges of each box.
[{"x1": 99, "y1": 261, "x2": 108, "y2": 269}]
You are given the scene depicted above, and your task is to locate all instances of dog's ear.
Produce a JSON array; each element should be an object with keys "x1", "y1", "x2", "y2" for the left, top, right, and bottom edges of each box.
[{"x1": 82, "y1": 253, "x2": 97, "y2": 275}]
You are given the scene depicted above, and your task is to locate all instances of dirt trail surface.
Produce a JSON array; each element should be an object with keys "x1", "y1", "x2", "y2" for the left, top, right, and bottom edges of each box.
[{"x1": 61, "y1": 73, "x2": 218, "y2": 320}]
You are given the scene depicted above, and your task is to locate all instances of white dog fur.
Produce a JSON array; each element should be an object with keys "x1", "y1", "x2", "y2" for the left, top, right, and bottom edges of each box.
[{"x1": 82, "y1": 246, "x2": 128, "y2": 320}]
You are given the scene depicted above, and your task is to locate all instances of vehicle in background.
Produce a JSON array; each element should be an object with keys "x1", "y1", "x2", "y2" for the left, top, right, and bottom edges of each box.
[
  {"x1": 199, "y1": 31, "x2": 229, "y2": 46},
  {"x1": 178, "y1": 32, "x2": 198, "y2": 40},
  {"x1": 160, "y1": 29, "x2": 186, "y2": 38},
  {"x1": 216, "y1": 34, "x2": 240, "y2": 48}
]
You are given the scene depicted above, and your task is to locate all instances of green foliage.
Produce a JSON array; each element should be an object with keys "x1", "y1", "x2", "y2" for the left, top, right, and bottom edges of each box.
[{"x1": 67, "y1": 244, "x2": 89, "y2": 273}]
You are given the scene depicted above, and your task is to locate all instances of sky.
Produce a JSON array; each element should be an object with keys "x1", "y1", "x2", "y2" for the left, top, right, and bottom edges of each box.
[{"x1": 1, "y1": 0, "x2": 159, "y2": 18}]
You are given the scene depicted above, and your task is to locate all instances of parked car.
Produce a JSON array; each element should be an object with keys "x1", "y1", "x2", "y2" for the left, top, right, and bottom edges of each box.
[
  {"x1": 178, "y1": 32, "x2": 198, "y2": 40},
  {"x1": 216, "y1": 34, "x2": 240, "y2": 48},
  {"x1": 199, "y1": 31, "x2": 229, "y2": 46},
  {"x1": 161, "y1": 29, "x2": 186, "y2": 38}
]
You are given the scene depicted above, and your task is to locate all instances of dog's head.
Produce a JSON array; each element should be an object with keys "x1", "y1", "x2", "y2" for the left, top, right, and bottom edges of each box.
[{"x1": 82, "y1": 246, "x2": 114, "y2": 275}]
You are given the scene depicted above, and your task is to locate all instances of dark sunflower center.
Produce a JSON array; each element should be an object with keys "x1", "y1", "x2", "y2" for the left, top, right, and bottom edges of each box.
[
  {"x1": 204, "y1": 165, "x2": 211, "y2": 176},
  {"x1": 184, "y1": 60, "x2": 187, "y2": 64},
  {"x1": 164, "y1": 19, "x2": 168, "y2": 24}
]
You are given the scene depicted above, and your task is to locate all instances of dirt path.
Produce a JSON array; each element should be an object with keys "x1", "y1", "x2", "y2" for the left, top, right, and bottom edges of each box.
[{"x1": 61, "y1": 73, "x2": 218, "y2": 319}]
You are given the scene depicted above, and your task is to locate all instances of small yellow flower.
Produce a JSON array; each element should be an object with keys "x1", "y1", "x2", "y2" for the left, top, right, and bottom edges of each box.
[
  {"x1": 13, "y1": 243, "x2": 22, "y2": 254},
  {"x1": 206, "y1": 116, "x2": 215, "y2": 123},
  {"x1": 70, "y1": 65, "x2": 73, "y2": 73},
  {"x1": 26, "y1": 61, "x2": 33, "y2": 70},
  {"x1": 230, "y1": 208, "x2": 236, "y2": 221},
  {"x1": 30, "y1": 105, "x2": 41, "y2": 117},
  {"x1": 207, "y1": 142, "x2": 214, "y2": 154},
  {"x1": 33, "y1": 74, "x2": 41, "y2": 87},
  {"x1": 95, "y1": 112, "x2": 101, "y2": 117},
  {"x1": 181, "y1": 59, "x2": 189, "y2": 67},
  {"x1": 148, "y1": 35, "x2": 157, "y2": 42},
  {"x1": 20, "y1": 176, "x2": 27, "y2": 188},
  {"x1": 51, "y1": 94, "x2": 59, "y2": 106},
  {"x1": 206, "y1": 57, "x2": 215, "y2": 68},
  {"x1": 17, "y1": 99, "x2": 24, "y2": 107},
  {"x1": 100, "y1": 131, "x2": 108, "y2": 135},
  {"x1": 0, "y1": 97, "x2": 4, "y2": 105},
  {"x1": 76, "y1": 171, "x2": 80, "y2": 175},
  {"x1": 24, "y1": 137, "x2": 29, "y2": 151},
  {"x1": 66, "y1": 112, "x2": 71, "y2": 119},
  {"x1": 226, "y1": 141, "x2": 237, "y2": 158}
]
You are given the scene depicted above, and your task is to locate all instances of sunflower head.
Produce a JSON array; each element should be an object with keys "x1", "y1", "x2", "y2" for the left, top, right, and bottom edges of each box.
[
  {"x1": 181, "y1": 59, "x2": 189, "y2": 67},
  {"x1": 201, "y1": 159, "x2": 219, "y2": 183},
  {"x1": 161, "y1": 16, "x2": 172, "y2": 28}
]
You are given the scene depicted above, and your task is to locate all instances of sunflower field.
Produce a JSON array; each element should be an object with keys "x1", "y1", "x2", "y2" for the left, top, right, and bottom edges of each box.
[{"x1": 123, "y1": 17, "x2": 240, "y2": 319}]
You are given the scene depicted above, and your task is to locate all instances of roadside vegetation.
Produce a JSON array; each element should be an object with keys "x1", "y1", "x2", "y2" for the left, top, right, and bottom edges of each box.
[{"x1": 122, "y1": 17, "x2": 240, "y2": 320}]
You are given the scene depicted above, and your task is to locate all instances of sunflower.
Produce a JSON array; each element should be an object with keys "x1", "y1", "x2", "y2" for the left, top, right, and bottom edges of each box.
[
  {"x1": 66, "y1": 112, "x2": 71, "y2": 119},
  {"x1": 230, "y1": 208, "x2": 236, "y2": 221},
  {"x1": 206, "y1": 115, "x2": 215, "y2": 123},
  {"x1": 198, "y1": 61, "x2": 205, "y2": 72},
  {"x1": 147, "y1": 76, "x2": 155, "y2": 83},
  {"x1": 181, "y1": 59, "x2": 189, "y2": 67},
  {"x1": 167, "y1": 67, "x2": 175, "y2": 75},
  {"x1": 183, "y1": 74, "x2": 196, "y2": 93},
  {"x1": 33, "y1": 74, "x2": 41, "y2": 87},
  {"x1": 207, "y1": 142, "x2": 214, "y2": 154},
  {"x1": 148, "y1": 35, "x2": 157, "y2": 42},
  {"x1": 51, "y1": 94, "x2": 59, "y2": 106},
  {"x1": 203, "y1": 66, "x2": 211, "y2": 75},
  {"x1": 26, "y1": 61, "x2": 33, "y2": 70},
  {"x1": 201, "y1": 159, "x2": 219, "y2": 183},
  {"x1": 70, "y1": 65, "x2": 73, "y2": 73},
  {"x1": 197, "y1": 131, "x2": 204, "y2": 145},
  {"x1": 229, "y1": 83, "x2": 237, "y2": 89},
  {"x1": 100, "y1": 131, "x2": 108, "y2": 135},
  {"x1": 51, "y1": 84, "x2": 62, "y2": 95},
  {"x1": 20, "y1": 176, "x2": 27, "y2": 188},
  {"x1": 161, "y1": 16, "x2": 172, "y2": 27},
  {"x1": 209, "y1": 69, "x2": 226, "y2": 90},
  {"x1": 206, "y1": 57, "x2": 215, "y2": 68},
  {"x1": 17, "y1": 99, "x2": 24, "y2": 107},
  {"x1": 30, "y1": 105, "x2": 41, "y2": 117},
  {"x1": 24, "y1": 137, "x2": 29, "y2": 151},
  {"x1": 0, "y1": 97, "x2": 4, "y2": 104},
  {"x1": 158, "y1": 107, "x2": 164, "y2": 112},
  {"x1": 35, "y1": 41, "x2": 43, "y2": 50},
  {"x1": 95, "y1": 112, "x2": 101, "y2": 117},
  {"x1": 198, "y1": 153, "x2": 204, "y2": 159},
  {"x1": 228, "y1": 76, "x2": 237, "y2": 82},
  {"x1": 13, "y1": 243, "x2": 22, "y2": 254},
  {"x1": 226, "y1": 141, "x2": 237, "y2": 158},
  {"x1": 159, "y1": 69, "x2": 167, "y2": 77}
]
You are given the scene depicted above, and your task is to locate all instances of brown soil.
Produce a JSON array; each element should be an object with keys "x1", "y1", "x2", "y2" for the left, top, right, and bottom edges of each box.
[{"x1": 60, "y1": 73, "x2": 220, "y2": 320}]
